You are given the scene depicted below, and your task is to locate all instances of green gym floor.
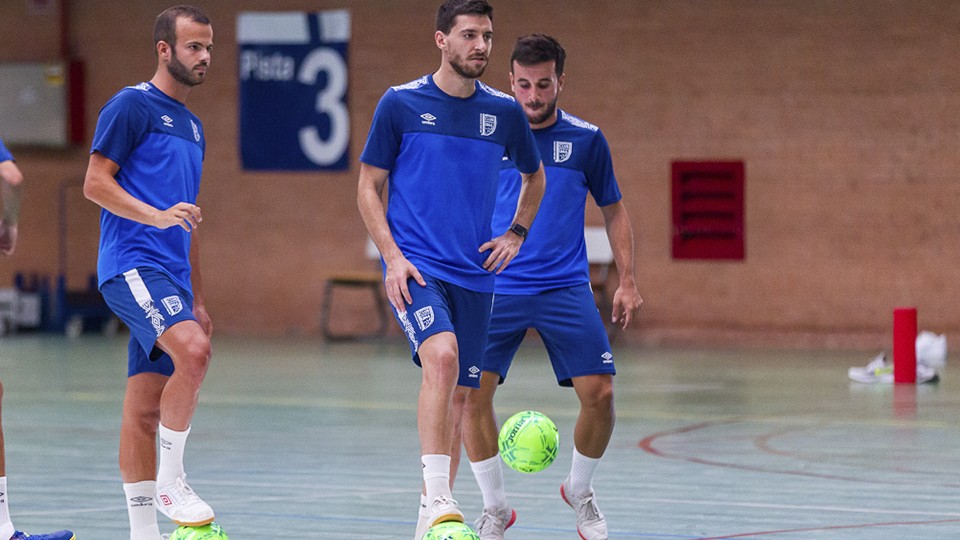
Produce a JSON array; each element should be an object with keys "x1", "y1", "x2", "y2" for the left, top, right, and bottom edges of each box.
[{"x1": 1, "y1": 334, "x2": 957, "y2": 539}]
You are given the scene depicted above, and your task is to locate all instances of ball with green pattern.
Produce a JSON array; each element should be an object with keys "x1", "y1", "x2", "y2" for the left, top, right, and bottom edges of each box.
[
  {"x1": 498, "y1": 410, "x2": 559, "y2": 473},
  {"x1": 169, "y1": 522, "x2": 230, "y2": 540},
  {"x1": 422, "y1": 521, "x2": 480, "y2": 540}
]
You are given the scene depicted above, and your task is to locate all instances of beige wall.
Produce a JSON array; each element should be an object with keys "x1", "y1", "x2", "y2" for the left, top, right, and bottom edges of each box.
[{"x1": 1, "y1": 1, "x2": 957, "y2": 348}]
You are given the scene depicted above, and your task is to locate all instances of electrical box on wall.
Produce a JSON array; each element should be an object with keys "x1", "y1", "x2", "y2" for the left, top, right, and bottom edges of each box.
[
  {"x1": 671, "y1": 160, "x2": 745, "y2": 260},
  {"x1": 0, "y1": 59, "x2": 84, "y2": 147}
]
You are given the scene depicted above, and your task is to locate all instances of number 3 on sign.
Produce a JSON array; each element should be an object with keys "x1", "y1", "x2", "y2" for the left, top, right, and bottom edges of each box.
[{"x1": 297, "y1": 47, "x2": 349, "y2": 166}]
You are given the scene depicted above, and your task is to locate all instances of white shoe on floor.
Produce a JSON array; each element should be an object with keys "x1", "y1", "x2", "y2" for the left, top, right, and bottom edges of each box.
[
  {"x1": 561, "y1": 477, "x2": 608, "y2": 540},
  {"x1": 474, "y1": 506, "x2": 516, "y2": 539}
]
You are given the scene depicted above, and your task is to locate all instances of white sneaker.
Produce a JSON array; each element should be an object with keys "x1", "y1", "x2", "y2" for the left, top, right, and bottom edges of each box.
[
  {"x1": 848, "y1": 353, "x2": 893, "y2": 383},
  {"x1": 474, "y1": 506, "x2": 516, "y2": 540},
  {"x1": 427, "y1": 495, "x2": 464, "y2": 528},
  {"x1": 848, "y1": 353, "x2": 939, "y2": 384},
  {"x1": 561, "y1": 477, "x2": 607, "y2": 540},
  {"x1": 155, "y1": 476, "x2": 215, "y2": 527}
]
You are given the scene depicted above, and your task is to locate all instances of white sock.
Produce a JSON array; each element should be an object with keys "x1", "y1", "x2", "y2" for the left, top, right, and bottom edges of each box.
[
  {"x1": 569, "y1": 447, "x2": 601, "y2": 497},
  {"x1": 124, "y1": 481, "x2": 161, "y2": 540},
  {"x1": 421, "y1": 454, "x2": 452, "y2": 501},
  {"x1": 469, "y1": 455, "x2": 508, "y2": 510},
  {"x1": 0, "y1": 477, "x2": 13, "y2": 540},
  {"x1": 157, "y1": 424, "x2": 189, "y2": 486}
]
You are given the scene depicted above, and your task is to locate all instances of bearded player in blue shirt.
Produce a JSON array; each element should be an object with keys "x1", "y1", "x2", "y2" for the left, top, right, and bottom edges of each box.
[
  {"x1": 462, "y1": 34, "x2": 643, "y2": 540},
  {"x1": 357, "y1": 1, "x2": 546, "y2": 538},
  {"x1": 83, "y1": 6, "x2": 216, "y2": 540}
]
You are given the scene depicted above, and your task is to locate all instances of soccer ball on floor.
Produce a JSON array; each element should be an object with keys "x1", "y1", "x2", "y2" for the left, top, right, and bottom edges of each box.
[
  {"x1": 498, "y1": 410, "x2": 559, "y2": 473},
  {"x1": 169, "y1": 522, "x2": 229, "y2": 540},
  {"x1": 422, "y1": 521, "x2": 480, "y2": 540}
]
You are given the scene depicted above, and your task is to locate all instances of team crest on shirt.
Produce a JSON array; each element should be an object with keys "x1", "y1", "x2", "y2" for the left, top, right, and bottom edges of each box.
[
  {"x1": 480, "y1": 113, "x2": 497, "y2": 136},
  {"x1": 414, "y1": 306, "x2": 435, "y2": 331},
  {"x1": 190, "y1": 119, "x2": 200, "y2": 142},
  {"x1": 554, "y1": 141, "x2": 573, "y2": 163},
  {"x1": 161, "y1": 295, "x2": 183, "y2": 316}
]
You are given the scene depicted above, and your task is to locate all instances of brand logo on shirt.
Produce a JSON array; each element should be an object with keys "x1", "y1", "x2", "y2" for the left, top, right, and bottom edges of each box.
[
  {"x1": 420, "y1": 113, "x2": 437, "y2": 126},
  {"x1": 161, "y1": 115, "x2": 174, "y2": 128},
  {"x1": 161, "y1": 295, "x2": 183, "y2": 316},
  {"x1": 554, "y1": 141, "x2": 573, "y2": 163},
  {"x1": 601, "y1": 351, "x2": 613, "y2": 364},
  {"x1": 190, "y1": 119, "x2": 200, "y2": 142},
  {"x1": 414, "y1": 306, "x2": 435, "y2": 331},
  {"x1": 480, "y1": 113, "x2": 497, "y2": 136}
]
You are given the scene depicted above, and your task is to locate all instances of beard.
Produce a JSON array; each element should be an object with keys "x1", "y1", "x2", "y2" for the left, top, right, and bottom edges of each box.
[
  {"x1": 168, "y1": 50, "x2": 205, "y2": 87},
  {"x1": 449, "y1": 54, "x2": 487, "y2": 79},
  {"x1": 526, "y1": 98, "x2": 558, "y2": 125}
]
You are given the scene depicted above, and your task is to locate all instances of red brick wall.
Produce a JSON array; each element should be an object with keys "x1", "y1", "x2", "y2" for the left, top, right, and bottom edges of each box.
[{"x1": 1, "y1": 1, "x2": 957, "y2": 348}]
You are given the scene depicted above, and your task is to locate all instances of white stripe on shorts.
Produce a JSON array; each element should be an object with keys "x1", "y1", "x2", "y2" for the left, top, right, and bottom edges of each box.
[{"x1": 122, "y1": 269, "x2": 153, "y2": 306}]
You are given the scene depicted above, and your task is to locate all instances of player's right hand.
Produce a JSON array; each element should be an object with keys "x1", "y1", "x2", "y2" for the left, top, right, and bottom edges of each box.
[
  {"x1": 154, "y1": 202, "x2": 202, "y2": 231},
  {"x1": 0, "y1": 220, "x2": 17, "y2": 255},
  {"x1": 383, "y1": 255, "x2": 425, "y2": 314}
]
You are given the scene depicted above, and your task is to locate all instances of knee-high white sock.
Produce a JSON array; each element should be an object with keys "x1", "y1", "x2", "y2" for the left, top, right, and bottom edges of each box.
[
  {"x1": 157, "y1": 424, "x2": 189, "y2": 486},
  {"x1": 569, "y1": 447, "x2": 601, "y2": 497},
  {"x1": 421, "y1": 454, "x2": 452, "y2": 501},
  {"x1": 124, "y1": 481, "x2": 161, "y2": 540},
  {"x1": 469, "y1": 455, "x2": 508, "y2": 510},
  {"x1": 0, "y1": 477, "x2": 14, "y2": 540}
]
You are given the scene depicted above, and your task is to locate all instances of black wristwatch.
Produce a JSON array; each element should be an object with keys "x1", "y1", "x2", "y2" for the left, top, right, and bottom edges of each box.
[{"x1": 508, "y1": 223, "x2": 528, "y2": 241}]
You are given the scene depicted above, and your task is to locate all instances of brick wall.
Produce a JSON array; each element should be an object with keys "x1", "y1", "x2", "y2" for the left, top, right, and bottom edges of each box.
[{"x1": 1, "y1": 0, "x2": 957, "y2": 348}]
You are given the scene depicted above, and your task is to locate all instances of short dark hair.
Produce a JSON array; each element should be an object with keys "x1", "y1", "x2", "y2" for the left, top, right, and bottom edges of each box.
[
  {"x1": 436, "y1": 0, "x2": 493, "y2": 34},
  {"x1": 154, "y1": 5, "x2": 210, "y2": 48},
  {"x1": 511, "y1": 33, "x2": 565, "y2": 76}
]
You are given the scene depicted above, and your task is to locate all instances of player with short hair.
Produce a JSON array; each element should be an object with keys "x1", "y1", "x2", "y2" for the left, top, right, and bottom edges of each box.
[
  {"x1": 83, "y1": 5, "x2": 216, "y2": 540},
  {"x1": 357, "y1": 1, "x2": 546, "y2": 538},
  {"x1": 0, "y1": 139, "x2": 23, "y2": 256},
  {"x1": 462, "y1": 33, "x2": 643, "y2": 540}
]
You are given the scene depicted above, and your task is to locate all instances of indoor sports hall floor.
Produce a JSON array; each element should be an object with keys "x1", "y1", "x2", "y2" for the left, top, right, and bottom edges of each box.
[{"x1": 1, "y1": 334, "x2": 958, "y2": 539}]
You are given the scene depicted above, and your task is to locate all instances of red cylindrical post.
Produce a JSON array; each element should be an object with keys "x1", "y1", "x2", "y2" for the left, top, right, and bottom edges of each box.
[{"x1": 893, "y1": 307, "x2": 917, "y2": 384}]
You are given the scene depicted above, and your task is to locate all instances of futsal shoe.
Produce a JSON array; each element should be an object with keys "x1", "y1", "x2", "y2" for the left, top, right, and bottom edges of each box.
[
  {"x1": 474, "y1": 506, "x2": 516, "y2": 540},
  {"x1": 427, "y1": 495, "x2": 464, "y2": 528},
  {"x1": 848, "y1": 353, "x2": 939, "y2": 384},
  {"x1": 10, "y1": 531, "x2": 76, "y2": 540},
  {"x1": 156, "y1": 475, "x2": 215, "y2": 527},
  {"x1": 561, "y1": 477, "x2": 608, "y2": 540}
]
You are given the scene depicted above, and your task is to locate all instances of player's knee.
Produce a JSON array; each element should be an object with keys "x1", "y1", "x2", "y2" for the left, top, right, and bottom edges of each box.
[
  {"x1": 175, "y1": 336, "x2": 211, "y2": 381},
  {"x1": 582, "y1": 382, "x2": 614, "y2": 413}
]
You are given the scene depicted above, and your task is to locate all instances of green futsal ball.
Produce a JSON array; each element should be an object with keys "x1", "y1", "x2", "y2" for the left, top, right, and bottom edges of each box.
[
  {"x1": 498, "y1": 410, "x2": 559, "y2": 473},
  {"x1": 170, "y1": 522, "x2": 230, "y2": 540},
  {"x1": 422, "y1": 521, "x2": 480, "y2": 540}
]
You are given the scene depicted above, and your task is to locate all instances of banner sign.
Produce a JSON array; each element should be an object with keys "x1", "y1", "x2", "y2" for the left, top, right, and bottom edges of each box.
[{"x1": 238, "y1": 11, "x2": 350, "y2": 171}]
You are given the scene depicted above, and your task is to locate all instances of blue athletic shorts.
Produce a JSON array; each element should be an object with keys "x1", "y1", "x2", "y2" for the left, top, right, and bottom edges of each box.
[
  {"x1": 100, "y1": 267, "x2": 196, "y2": 377},
  {"x1": 0, "y1": 139, "x2": 13, "y2": 162},
  {"x1": 484, "y1": 283, "x2": 615, "y2": 387},
  {"x1": 392, "y1": 274, "x2": 493, "y2": 388}
]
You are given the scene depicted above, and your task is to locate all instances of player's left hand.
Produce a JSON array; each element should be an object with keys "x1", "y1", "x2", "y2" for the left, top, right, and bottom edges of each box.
[
  {"x1": 193, "y1": 304, "x2": 213, "y2": 337},
  {"x1": 479, "y1": 232, "x2": 524, "y2": 274},
  {"x1": 0, "y1": 220, "x2": 17, "y2": 256},
  {"x1": 611, "y1": 285, "x2": 643, "y2": 329}
]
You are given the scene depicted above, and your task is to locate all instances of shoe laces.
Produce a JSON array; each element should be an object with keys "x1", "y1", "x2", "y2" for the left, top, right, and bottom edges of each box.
[
  {"x1": 475, "y1": 507, "x2": 508, "y2": 532},
  {"x1": 174, "y1": 476, "x2": 202, "y2": 504},
  {"x1": 433, "y1": 495, "x2": 458, "y2": 508},
  {"x1": 577, "y1": 495, "x2": 603, "y2": 522}
]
